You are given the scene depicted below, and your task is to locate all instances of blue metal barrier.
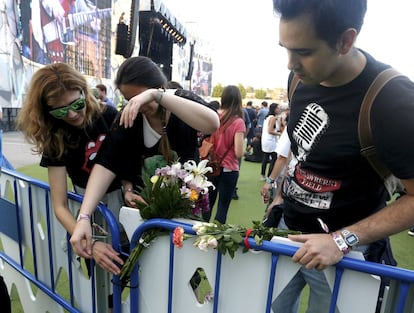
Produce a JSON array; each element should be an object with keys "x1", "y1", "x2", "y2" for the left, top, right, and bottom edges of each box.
[
  {"x1": 0, "y1": 167, "x2": 121, "y2": 313},
  {"x1": 0, "y1": 129, "x2": 15, "y2": 170},
  {"x1": 2, "y1": 164, "x2": 414, "y2": 313},
  {"x1": 112, "y1": 218, "x2": 414, "y2": 313}
]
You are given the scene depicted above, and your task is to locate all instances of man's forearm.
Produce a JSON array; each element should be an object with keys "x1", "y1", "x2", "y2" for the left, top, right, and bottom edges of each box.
[{"x1": 348, "y1": 193, "x2": 414, "y2": 245}]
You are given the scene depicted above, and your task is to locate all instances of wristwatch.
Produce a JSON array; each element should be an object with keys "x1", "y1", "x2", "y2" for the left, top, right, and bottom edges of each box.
[{"x1": 341, "y1": 229, "x2": 359, "y2": 248}]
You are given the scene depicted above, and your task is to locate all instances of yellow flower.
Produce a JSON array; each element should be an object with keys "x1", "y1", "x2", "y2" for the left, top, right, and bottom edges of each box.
[
  {"x1": 189, "y1": 189, "x2": 199, "y2": 202},
  {"x1": 150, "y1": 175, "x2": 159, "y2": 184}
]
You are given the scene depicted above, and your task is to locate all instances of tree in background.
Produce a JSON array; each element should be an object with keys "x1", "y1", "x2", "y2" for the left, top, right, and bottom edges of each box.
[
  {"x1": 255, "y1": 89, "x2": 267, "y2": 99},
  {"x1": 238, "y1": 84, "x2": 247, "y2": 99},
  {"x1": 212, "y1": 83, "x2": 224, "y2": 97}
]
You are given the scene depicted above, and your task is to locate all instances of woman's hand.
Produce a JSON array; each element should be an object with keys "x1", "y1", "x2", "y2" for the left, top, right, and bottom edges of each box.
[
  {"x1": 120, "y1": 89, "x2": 158, "y2": 128},
  {"x1": 70, "y1": 220, "x2": 93, "y2": 258},
  {"x1": 124, "y1": 191, "x2": 146, "y2": 208},
  {"x1": 91, "y1": 241, "x2": 123, "y2": 275}
]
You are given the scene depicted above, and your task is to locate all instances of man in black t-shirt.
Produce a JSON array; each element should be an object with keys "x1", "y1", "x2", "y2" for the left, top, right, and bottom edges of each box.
[{"x1": 271, "y1": 1, "x2": 414, "y2": 313}]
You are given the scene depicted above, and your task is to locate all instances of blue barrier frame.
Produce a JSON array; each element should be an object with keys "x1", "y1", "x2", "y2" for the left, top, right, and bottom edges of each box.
[
  {"x1": 0, "y1": 167, "x2": 121, "y2": 313},
  {"x1": 2, "y1": 166, "x2": 414, "y2": 313},
  {"x1": 112, "y1": 218, "x2": 414, "y2": 313}
]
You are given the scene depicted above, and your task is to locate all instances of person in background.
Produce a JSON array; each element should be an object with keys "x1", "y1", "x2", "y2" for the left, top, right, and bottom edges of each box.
[
  {"x1": 256, "y1": 101, "x2": 269, "y2": 133},
  {"x1": 245, "y1": 100, "x2": 257, "y2": 147},
  {"x1": 96, "y1": 84, "x2": 115, "y2": 107},
  {"x1": 271, "y1": 1, "x2": 414, "y2": 312},
  {"x1": 209, "y1": 100, "x2": 220, "y2": 110},
  {"x1": 232, "y1": 106, "x2": 251, "y2": 200},
  {"x1": 260, "y1": 102, "x2": 281, "y2": 181},
  {"x1": 244, "y1": 133, "x2": 263, "y2": 163},
  {"x1": 16, "y1": 63, "x2": 124, "y2": 312},
  {"x1": 202, "y1": 85, "x2": 246, "y2": 223},
  {"x1": 166, "y1": 81, "x2": 183, "y2": 89},
  {"x1": 69, "y1": 56, "x2": 219, "y2": 274},
  {"x1": 261, "y1": 129, "x2": 291, "y2": 226}
]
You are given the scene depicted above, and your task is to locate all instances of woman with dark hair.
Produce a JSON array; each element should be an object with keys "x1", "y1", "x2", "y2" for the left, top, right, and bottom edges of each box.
[
  {"x1": 70, "y1": 56, "x2": 219, "y2": 273},
  {"x1": 260, "y1": 102, "x2": 281, "y2": 180},
  {"x1": 202, "y1": 85, "x2": 246, "y2": 224}
]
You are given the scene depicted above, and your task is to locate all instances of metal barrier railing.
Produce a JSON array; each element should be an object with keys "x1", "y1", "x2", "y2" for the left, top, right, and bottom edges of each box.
[
  {"x1": 113, "y1": 217, "x2": 414, "y2": 313},
  {"x1": 1, "y1": 165, "x2": 414, "y2": 313},
  {"x1": 0, "y1": 167, "x2": 121, "y2": 313}
]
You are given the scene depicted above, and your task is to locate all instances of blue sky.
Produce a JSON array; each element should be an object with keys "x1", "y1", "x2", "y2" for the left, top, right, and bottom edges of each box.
[{"x1": 163, "y1": 0, "x2": 414, "y2": 88}]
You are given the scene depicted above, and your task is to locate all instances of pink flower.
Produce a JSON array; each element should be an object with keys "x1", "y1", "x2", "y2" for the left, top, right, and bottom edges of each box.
[{"x1": 172, "y1": 227, "x2": 185, "y2": 249}]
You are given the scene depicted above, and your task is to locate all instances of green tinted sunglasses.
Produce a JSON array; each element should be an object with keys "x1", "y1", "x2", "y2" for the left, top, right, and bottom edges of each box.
[{"x1": 49, "y1": 97, "x2": 86, "y2": 119}]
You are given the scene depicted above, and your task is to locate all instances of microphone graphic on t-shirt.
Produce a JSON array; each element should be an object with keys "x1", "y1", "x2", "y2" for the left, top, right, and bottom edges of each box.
[{"x1": 293, "y1": 103, "x2": 329, "y2": 161}]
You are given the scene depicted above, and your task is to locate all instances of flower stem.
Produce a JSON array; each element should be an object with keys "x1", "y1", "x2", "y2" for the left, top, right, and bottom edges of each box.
[{"x1": 120, "y1": 229, "x2": 161, "y2": 280}]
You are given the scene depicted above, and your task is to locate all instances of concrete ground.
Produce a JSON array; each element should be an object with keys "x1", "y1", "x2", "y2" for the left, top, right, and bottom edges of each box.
[{"x1": 1, "y1": 131, "x2": 41, "y2": 169}]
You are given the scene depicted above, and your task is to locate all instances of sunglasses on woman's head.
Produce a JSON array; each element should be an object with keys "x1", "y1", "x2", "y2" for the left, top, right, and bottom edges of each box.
[{"x1": 49, "y1": 97, "x2": 86, "y2": 119}]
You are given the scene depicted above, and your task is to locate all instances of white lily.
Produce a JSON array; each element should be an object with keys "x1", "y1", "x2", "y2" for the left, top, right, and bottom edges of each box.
[{"x1": 184, "y1": 159, "x2": 213, "y2": 176}]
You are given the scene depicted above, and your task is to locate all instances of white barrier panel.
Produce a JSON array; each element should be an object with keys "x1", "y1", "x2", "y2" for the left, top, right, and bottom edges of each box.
[
  {"x1": 119, "y1": 207, "x2": 383, "y2": 313},
  {"x1": 2, "y1": 169, "x2": 413, "y2": 313},
  {"x1": 0, "y1": 169, "x2": 108, "y2": 313}
]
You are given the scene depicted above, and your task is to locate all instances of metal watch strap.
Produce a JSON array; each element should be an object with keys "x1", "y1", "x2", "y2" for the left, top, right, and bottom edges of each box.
[{"x1": 341, "y1": 229, "x2": 359, "y2": 247}]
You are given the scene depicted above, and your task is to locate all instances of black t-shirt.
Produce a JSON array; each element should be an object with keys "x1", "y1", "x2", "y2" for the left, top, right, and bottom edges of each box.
[
  {"x1": 95, "y1": 89, "x2": 217, "y2": 187},
  {"x1": 40, "y1": 106, "x2": 121, "y2": 192},
  {"x1": 283, "y1": 50, "x2": 414, "y2": 233}
]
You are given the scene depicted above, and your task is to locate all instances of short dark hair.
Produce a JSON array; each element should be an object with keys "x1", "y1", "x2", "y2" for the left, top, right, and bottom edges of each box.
[
  {"x1": 166, "y1": 81, "x2": 183, "y2": 89},
  {"x1": 209, "y1": 100, "x2": 220, "y2": 110},
  {"x1": 95, "y1": 84, "x2": 107, "y2": 93},
  {"x1": 273, "y1": 0, "x2": 367, "y2": 48}
]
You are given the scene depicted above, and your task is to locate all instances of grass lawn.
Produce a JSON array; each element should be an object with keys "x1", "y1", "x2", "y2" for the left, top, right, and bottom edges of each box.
[{"x1": 10, "y1": 160, "x2": 414, "y2": 312}]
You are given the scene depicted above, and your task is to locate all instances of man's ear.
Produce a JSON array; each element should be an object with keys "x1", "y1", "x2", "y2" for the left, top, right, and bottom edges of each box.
[{"x1": 337, "y1": 28, "x2": 358, "y2": 54}]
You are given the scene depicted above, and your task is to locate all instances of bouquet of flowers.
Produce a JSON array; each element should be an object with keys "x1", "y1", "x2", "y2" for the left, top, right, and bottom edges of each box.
[
  {"x1": 119, "y1": 158, "x2": 301, "y2": 281},
  {"x1": 173, "y1": 220, "x2": 301, "y2": 258},
  {"x1": 136, "y1": 159, "x2": 214, "y2": 219},
  {"x1": 120, "y1": 159, "x2": 214, "y2": 280}
]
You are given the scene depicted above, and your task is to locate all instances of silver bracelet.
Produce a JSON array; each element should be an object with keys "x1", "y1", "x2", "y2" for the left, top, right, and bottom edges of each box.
[{"x1": 155, "y1": 88, "x2": 165, "y2": 104}]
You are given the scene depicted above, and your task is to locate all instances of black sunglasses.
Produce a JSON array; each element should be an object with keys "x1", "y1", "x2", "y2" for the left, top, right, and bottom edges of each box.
[{"x1": 49, "y1": 96, "x2": 86, "y2": 119}]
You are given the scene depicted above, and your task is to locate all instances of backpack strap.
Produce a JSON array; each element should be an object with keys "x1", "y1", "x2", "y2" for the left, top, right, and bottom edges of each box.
[
  {"x1": 358, "y1": 68, "x2": 403, "y2": 179},
  {"x1": 288, "y1": 74, "x2": 300, "y2": 102}
]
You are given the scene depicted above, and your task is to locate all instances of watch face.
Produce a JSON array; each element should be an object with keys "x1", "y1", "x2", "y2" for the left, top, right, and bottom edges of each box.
[{"x1": 345, "y1": 233, "x2": 359, "y2": 246}]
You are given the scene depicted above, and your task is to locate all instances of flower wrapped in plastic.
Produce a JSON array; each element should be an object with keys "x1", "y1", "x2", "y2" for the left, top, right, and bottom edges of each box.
[
  {"x1": 136, "y1": 159, "x2": 214, "y2": 219},
  {"x1": 120, "y1": 159, "x2": 214, "y2": 280}
]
